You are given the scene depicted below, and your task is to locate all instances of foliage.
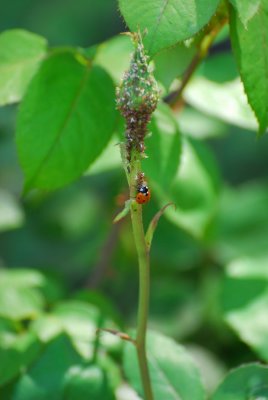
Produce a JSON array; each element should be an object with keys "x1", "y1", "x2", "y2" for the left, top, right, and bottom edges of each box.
[
  {"x1": 1, "y1": 0, "x2": 268, "y2": 399},
  {"x1": 118, "y1": 0, "x2": 221, "y2": 57},
  {"x1": 124, "y1": 331, "x2": 205, "y2": 400}
]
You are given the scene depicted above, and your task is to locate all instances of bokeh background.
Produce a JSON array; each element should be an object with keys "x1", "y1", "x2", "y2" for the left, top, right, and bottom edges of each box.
[{"x1": 1, "y1": 0, "x2": 268, "y2": 392}]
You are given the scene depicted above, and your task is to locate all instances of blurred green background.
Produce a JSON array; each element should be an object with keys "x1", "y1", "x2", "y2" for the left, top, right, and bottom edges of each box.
[{"x1": 1, "y1": 0, "x2": 268, "y2": 391}]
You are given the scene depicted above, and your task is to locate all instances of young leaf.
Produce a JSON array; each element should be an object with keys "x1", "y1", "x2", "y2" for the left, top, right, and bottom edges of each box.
[
  {"x1": 0, "y1": 29, "x2": 47, "y2": 106},
  {"x1": 229, "y1": 0, "x2": 261, "y2": 28},
  {"x1": 145, "y1": 203, "x2": 174, "y2": 250},
  {"x1": 211, "y1": 363, "x2": 268, "y2": 400},
  {"x1": 113, "y1": 200, "x2": 132, "y2": 223},
  {"x1": 16, "y1": 52, "x2": 117, "y2": 192},
  {"x1": 124, "y1": 330, "x2": 205, "y2": 400},
  {"x1": 118, "y1": 0, "x2": 221, "y2": 57},
  {"x1": 230, "y1": 2, "x2": 268, "y2": 133}
]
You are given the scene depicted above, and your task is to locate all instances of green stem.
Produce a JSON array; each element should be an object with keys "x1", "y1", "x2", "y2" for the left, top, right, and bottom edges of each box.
[
  {"x1": 131, "y1": 202, "x2": 153, "y2": 400},
  {"x1": 92, "y1": 314, "x2": 104, "y2": 364},
  {"x1": 128, "y1": 150, "x2": 154, "y2": 400},
  {"x1": 164, "y1": 15, "x2": 228, "y2": 107}
]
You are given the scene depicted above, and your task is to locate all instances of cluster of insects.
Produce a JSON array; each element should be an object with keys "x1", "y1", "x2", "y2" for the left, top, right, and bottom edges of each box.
[
  {"x1": 116, "y1": 33, "x2": 157, "y2": 207},
  {"x1": 116, "y1": 41, "x2": 158, "y2": 164}
]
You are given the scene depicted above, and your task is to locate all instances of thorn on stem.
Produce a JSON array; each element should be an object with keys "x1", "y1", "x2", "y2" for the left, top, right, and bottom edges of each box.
[{"x1": 96, "y1": 328, "x2": 136, "y2": 345}]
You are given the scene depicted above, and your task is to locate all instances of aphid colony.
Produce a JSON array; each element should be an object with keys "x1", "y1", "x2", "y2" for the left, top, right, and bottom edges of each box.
[
  {"x1": 116, "y1": 34, "x2": 158, "y2": 161},
  {"x1": 116, "y1": 32, "x2": 158, "y2": 205}
]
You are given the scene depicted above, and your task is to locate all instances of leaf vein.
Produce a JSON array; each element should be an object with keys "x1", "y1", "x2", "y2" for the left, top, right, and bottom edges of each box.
[
  {"x1": 148, "y1": 353, "x2": 182, "y2": 400},
  {"x1": 148, "y1": 0, "x2": 170, "y2": 54},
  {"x1": 28, "y1": 62, "x2": 91, "y2": 187}
]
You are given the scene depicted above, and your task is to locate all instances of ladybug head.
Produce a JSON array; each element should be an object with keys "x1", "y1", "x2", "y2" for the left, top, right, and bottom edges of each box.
[{"x1": 138, "y1": 185, "x2": 149, "y2": 194}]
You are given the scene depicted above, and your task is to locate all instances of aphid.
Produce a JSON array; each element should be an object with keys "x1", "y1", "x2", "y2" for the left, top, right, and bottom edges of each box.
[{"x1": 136, "y1": 184, "x2": 151, "y2": 204}]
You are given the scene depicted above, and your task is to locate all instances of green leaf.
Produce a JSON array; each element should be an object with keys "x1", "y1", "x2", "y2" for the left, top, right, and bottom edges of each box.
[
  {"x1": 0, "y1": 269, "x2": 47, "y2": 321},
  {"x1": 16, "y1": 52, "x2": 116, "y2": 191},
  {"x1": 151, "y1": 137, "x2": 220, "y2": 239},
  {"x1": 0, "y1": 268, "x2": 62, "y2": 310},
  {"x1": 86, "y1": 136, "x2": 121, "y2": 175},
  {"x1": 0, "y1": 29, "x2": 47, "y2": 106},
  {"x1": 30, "y1": 300, "x2": 121, "y2": 359},
  {"x1": 0, "y1": 331, "x2": 41, "y2": 386},
  {"x1": 13, "y1": 334, "x2": 82, "y2": 400},
  {"x1": 124, "y1": 330, "x2": 205, "y2": 400},
  {"x1": 211, "y1": 363, "x2": 268, "y2": 400},
  {"x1": 0, "y1": 189, "x2": 24, "y2": 232},
  {"x1": 215, "y1": 183, "x2": 268, "y2": 262},
  {"x1": 178, "y1": 107, "x2": 227, "y2": 140},
  {"x1": 0, "y1": 286, "x2": 44, "y2": 320},
  {"x1": 53, "y1": 301, "x2": 121, "y2": 355},
  {"x1": 118, "y1": 0, "x2": 221, "y2": 57},
  {"x1": 230, "y1": 2, "x2": 268, "y2": 133},
  {"x1": 149, "y1": 277, "x2": 202, "y2": 338},
  {"x1": 184, "y1": 77, "x2": 258, "y2": 130},
  {"x1": 0, "y1": 268, "x2": 45, "y2": 288},
  {"x1": 226, "y1": 256, "x2": 268, "y2": 280},
  {"x1": 0, "y1": 380, "x2": 14, "y2": 400},
  {"x1": 144, "y1": 102, "x2": 181, "y2": 188},
  {"x1": 74, "y1": 290, "x2": 123, "y2": 328},
  {"x1": 145, "y1": 203, "x2": 174, "y2": 250},
  {"x1": 43, "y1": 186, "x2": 102, "y2": 239},
  {"x1": 97, "y1": 354, "x2": 122, "y2": 392},
  {"x1": 63, "y1": 365, "x2": 115, "y2": 400},
  {"x1": 0, "y1": 318, "x2": 15, "y2": 332},
  {"x1": 154, "y1": 42, "x2": 195, "y2": 91},
  {"x1": 94, "y1": 35, "x2": 132, "y2": 83},
  {"x1": 113, "y1": 200, "x2": 132, "y2": 223},
  {"x1": 229, "y1": 0, "x2": 261, "y2": 27},
  {"x1": 222, "y1": 256, "x2": 268, "y2": 361},
  {"x1": 185, "y1": 346, "x2": 226, "y2": 396},
  {"x1": 197, "y1": 52, "x2": 238, "y2": 83},
  {"x1": 116, "y1": 384, "x2": 142, "y2": 400}
]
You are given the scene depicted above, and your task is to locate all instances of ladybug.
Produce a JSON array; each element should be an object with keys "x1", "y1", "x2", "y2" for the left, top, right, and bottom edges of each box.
[{"x1": 136, "y1": 185, "x2": 151, "y2": 204}]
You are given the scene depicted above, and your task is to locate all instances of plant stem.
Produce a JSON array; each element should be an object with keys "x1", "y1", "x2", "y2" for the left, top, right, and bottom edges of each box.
[
  {"x1": 164, "y1": 16, "x2": 228, "y2": 108},
  {"x1": 128, "y1": 151, "x2": 154, "y2": 400},
  {"x1": 131, "y1": 202, "x2": 153, "y2": 400}
]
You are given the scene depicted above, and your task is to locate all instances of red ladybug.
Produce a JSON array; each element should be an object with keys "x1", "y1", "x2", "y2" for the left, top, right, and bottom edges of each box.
[{"x1": 136, "y1": 185, "x2": 151, "y2": 204}]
